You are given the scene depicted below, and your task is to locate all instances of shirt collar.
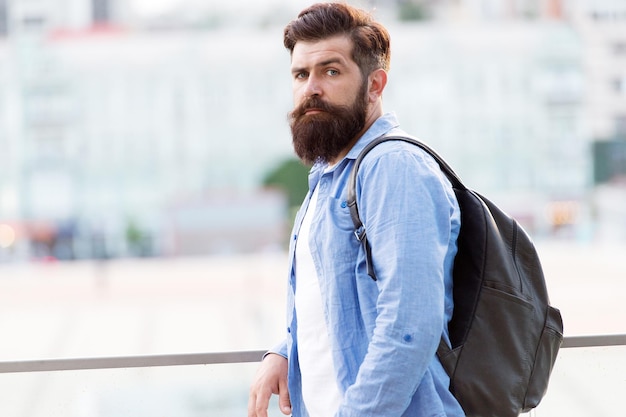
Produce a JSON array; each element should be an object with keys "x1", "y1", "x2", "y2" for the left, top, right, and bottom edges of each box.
[
  {"x1": 309, "y1": 112, "x2": 401, "y2": 175},
  {"x1": 345, "y1": 112, "x2": 400, "y2": 161}
]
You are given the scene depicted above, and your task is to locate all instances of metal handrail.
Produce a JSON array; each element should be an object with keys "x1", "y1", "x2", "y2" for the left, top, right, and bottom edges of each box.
[
  {"x1": 0, "y1": 350, "x2": 266, "y2": 374},
  {"x1": 561, "y1": 333, "x2": 626, "y2": 348},
  {"x1": 0, "y1": 334, "x2": 624, "y2": 374}
]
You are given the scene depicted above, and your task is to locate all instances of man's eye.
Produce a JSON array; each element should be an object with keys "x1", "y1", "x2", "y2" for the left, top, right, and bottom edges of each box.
[
  {"x1": 327, "y1": 69, "x2": 339, "y2": 76},
  {"x1": 295, "y1": 72, "x2": 308, "y2": 79}
]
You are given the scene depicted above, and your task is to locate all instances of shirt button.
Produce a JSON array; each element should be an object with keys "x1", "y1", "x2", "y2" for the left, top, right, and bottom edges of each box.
[
  {"x1": 403, "y1": 334, "x2": 412, "y2": 342},
  {"x1": 287, "y1": 327, "x2": 291, "y2": 333},
  {"x1": 341, "y1": 201, "x2": 347, "y2": 208}
]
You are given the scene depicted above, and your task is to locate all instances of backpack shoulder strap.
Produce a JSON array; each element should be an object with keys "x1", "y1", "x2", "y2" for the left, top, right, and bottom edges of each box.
[{"x1": 346, "y1": 135, "x2": 465, "y2": 280}]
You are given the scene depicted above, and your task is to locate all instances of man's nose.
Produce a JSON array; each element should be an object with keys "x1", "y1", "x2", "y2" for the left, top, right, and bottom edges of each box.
[{"x1": 304, "y1": 75, "x2": 322, "y2": 97}]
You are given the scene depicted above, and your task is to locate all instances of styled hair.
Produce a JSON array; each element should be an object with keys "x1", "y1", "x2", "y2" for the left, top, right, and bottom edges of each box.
[{"x1": 283, "y1": 2, "x2": 391, "y2": 76}]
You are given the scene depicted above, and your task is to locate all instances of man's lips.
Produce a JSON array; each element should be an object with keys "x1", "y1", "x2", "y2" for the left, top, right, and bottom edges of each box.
[{"x1": 304, "y1": 108, "x2": 325, "y2": 115}]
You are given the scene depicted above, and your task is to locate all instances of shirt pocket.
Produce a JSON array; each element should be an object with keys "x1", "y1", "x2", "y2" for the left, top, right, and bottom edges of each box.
[
  {"x1": 324, "y1": 195, "x2": 361, "y2": 255},
  {"x1": 309, "y1": 195, "x2": 358, "y2": 272}
]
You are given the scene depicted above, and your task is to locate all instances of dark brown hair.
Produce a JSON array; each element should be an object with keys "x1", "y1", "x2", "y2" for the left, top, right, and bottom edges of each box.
[{"x1": 283, "y1": 2, "x2": 391, "y2": 76}]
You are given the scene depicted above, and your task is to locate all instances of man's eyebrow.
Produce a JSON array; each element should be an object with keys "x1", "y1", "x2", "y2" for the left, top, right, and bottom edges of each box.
[
  {"x1": 319, "y1": 58, "x2": 344, "y2": 67},
  {"x1": 291, "y1": 57, "x2": 346, "y2": 74}
]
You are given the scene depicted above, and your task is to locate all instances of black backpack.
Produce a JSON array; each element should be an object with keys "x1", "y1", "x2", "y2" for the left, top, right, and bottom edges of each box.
[{"x1": 347, "y1": 135, "x2": 563, "y2": 417}]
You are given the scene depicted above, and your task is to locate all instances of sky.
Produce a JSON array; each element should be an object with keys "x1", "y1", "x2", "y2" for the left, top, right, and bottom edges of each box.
[
  {"x1": 130, "y1": 0, "x2": 203, "y2": 17},
  {"x1": 129, "y1": 0, "x2": 321, "y2": 17}
]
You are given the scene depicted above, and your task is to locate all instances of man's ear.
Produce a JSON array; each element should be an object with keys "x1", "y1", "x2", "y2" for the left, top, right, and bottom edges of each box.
[{"x1": 368, "y1": 68, "x2": 388, "y2": 103}]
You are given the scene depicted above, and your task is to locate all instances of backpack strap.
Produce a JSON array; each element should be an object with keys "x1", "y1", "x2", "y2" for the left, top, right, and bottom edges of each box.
[{"x1": 346, "y1": 135, "x2": 465, "y2": 281}]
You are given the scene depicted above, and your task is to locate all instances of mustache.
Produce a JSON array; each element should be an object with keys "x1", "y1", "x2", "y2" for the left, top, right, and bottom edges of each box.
[{"x1": 290, "y1": 97, "x2": 337, "y2": 120}]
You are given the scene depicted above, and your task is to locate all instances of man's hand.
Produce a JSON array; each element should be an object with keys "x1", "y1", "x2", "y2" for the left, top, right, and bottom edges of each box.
[{"x1": 248, "y1": 353, "x2": 291, "y2": 417}]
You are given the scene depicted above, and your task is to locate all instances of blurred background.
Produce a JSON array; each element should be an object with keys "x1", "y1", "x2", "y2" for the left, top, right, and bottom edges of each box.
[
  {"x1": 0, "y1": 0, "x2": 625, "y2": 259},
  {"x1": 0, "y1": 0, "x2": 625, "y2": 415}
]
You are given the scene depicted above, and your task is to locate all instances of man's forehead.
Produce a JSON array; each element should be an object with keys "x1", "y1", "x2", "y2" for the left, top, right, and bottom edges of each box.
[{"x1": 290, "y1": 35, "x2": 354, "y2": 67}]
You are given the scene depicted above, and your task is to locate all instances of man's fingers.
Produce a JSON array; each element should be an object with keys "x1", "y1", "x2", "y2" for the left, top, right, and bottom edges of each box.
[
  {"x1": 278, "y1": 379, "x2": 292, "y2": 415},
  {"x1": 248, "y1": 354, "x2": 289, "y2": 417},
  {"x1": 248, "y1": 386, "x2": 270, "y2": 417}
]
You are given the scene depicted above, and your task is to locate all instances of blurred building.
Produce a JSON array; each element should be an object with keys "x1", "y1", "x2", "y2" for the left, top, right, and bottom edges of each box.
[
  {"x1": 0, "y1": 0, "x2": 295, "y2": 260},
  {"x1": 570, "y1": 0, "x2": 626, "y2": 140},
  {"x1": 0, "y1": 0, "x2": 624, "y2": 261},
  {"x1": 396, "y1": 0, "x2": 625, "y2": 239},
  {"x1": 387, "y1": 23, "x2": 584, "y2": 219},
  {"x1": 573, "y1": 0, "x2": 626, "y2": 241}
]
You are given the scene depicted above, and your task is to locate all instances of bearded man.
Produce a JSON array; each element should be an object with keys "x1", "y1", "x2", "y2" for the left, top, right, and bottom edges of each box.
[{"x1": 249, "y1": 3, "x2": 465, "y2": 417}]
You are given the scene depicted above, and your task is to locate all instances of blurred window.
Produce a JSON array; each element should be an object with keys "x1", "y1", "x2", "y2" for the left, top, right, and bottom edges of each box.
[
  {"x1": 0, "y1": 0, "x2": 7, "y2": 36},
  {"x1": 613, "y1": 42, "x2": 626, "y2": 56},
  {"x1": 616, "y1": 115, "x2": 626, "y2": 135},
  {"x1": 92, "y1": 0, "x2": 109, "y2": 23},
  {"x1": 611, "y1": 76, "x2": 626, "y2": 95}
]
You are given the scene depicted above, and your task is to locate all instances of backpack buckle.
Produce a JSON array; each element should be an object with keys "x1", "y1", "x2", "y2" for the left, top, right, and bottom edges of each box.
[{"x1": 354, "y1": 228, "x2": 366, "y2": 242}]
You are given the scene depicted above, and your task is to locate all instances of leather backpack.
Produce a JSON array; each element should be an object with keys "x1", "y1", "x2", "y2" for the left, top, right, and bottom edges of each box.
[{"x1": 347, "y1": 135, "x2": 563, "y2": 417}]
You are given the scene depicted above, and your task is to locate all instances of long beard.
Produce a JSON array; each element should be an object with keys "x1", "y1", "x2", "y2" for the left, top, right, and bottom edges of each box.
[{"x1": 288, "y1": 83, "x2": 368, "y2": 166}]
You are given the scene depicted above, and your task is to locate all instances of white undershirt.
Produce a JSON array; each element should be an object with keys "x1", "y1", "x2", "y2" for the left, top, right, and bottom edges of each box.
[{"x1": 294, "y1": 183, "x2": 342, "y2": 417}]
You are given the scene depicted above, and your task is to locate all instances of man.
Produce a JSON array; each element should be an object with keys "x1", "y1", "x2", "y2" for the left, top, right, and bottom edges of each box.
[{"x1": 248, "y1": 3, "x2": 465, "y2": 416}]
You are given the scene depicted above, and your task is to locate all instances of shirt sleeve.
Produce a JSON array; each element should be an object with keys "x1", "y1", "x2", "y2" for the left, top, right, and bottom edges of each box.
[
  {"x1": 337, "y1": 146, "x2": 458, "y2": 416},
  {"x1": 265, "y1": 339, "x2": 288, "y2": 359}
]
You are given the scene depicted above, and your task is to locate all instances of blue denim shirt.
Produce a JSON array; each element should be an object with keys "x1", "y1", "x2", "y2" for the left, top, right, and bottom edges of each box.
[{"x1": 273, "y1": 113, "x2": 465, "y2": 417}]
